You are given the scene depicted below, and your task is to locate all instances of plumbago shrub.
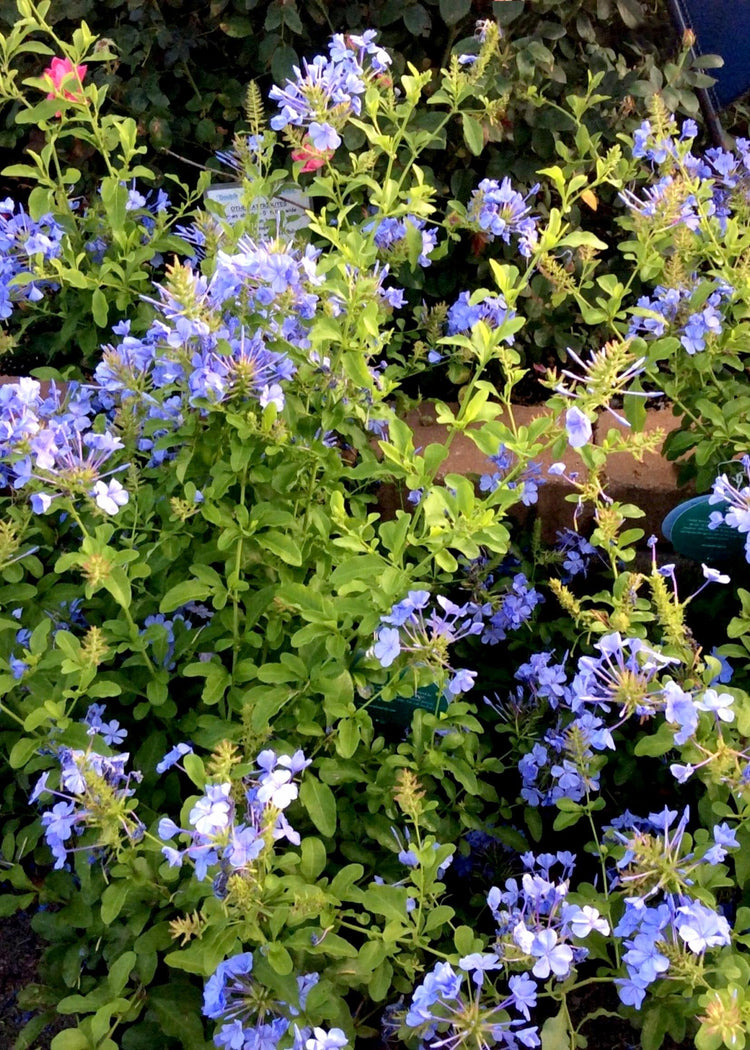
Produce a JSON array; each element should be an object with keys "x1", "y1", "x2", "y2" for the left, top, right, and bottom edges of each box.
[
  {"x1": 3, "y1": 19, "x2": 750, "y2": 1050},
  {"x1": 0, "y1": 0, "x2": 205, "y2": 366}
]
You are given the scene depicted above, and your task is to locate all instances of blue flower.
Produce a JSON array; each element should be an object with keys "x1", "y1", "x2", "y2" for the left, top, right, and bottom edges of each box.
[
  {"x1": 156, "y1": 742, "x2": 193, "y2": 774},
  {"x1": 564, "y1": 406, "x2": 592, "y2": 449},
  {"x1": 372, "y1": 626, "x2": 401, "y2": 667},
  {"x1": 308, "y1": 121, "x2": 341, "y2": 151},
  {"x1": 92, "y1": 477, "x2": 129, "y2": 515},
  {"x1": 9, "y1": 654, "x2": 28, "y2": 679},
  {"x1": 508, "y1": 973, "x2": 537, "y2": 1020},
  {"x1": 189, "y1": 783, "x2": 233, "y2": 836},
  {"x1": 675, "y1": 901, "x2": 731, "y2": 953},
  {"x1": 203, "y1": 952, "x2": 254, "y2": 1019},
  {"x1": 695, "y1": 688, "x2": 734, "y2": 723},
  {"x1": 457, "y1": 951, "x2": 500, "y2": 986},
  {"x1": 99, "y1": 720, "x2": 127, "y2": 747},
  {"x1": 445, "y1": 668, "x2": 476, "y2": 696},
  {"x1": 305, "y1": 1028, "x2": 348, "y2": 1050},
  {"x1": 529, "y1": 929, "x2": 574, "y2": 979},
  {"x1": 615, "y1": 977, "x2": 647, "y2": 1009}
]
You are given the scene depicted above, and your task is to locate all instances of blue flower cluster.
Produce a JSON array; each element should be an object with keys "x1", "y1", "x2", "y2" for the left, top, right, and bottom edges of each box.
[
  {"x1": 488, "y1": 851, "x2": 609, "y2": 983},
  {"x1": 513, "y1": 624, "x2": 748, "y2": 796},
  {"x1": 466, "y1": 178, "x2": 540, "y2": 257},
  {"x1": 446, "y1": 290, "x2": 519, "y2": 342},
  {"x1": 619, "y1": 174, "x2": 703, "y2": 230},
  {"x1": 555, "y1": 529, "x2": 597, "y2": 578},
  {"x1": 0, "y1": 376, "x2": 128, "y2": 515},
  {"x1": 0, "y1": 203, "x2": 408, "y2": 518},
  {"x1": 517, "y1": 709, "x2": 613, "y2": 807},
  {"x1": 631, "y1": 117, "x2": 698, "y2": 165},
  {"x1": 7, "y1": 601, "x2": 84, "y2": 679},
  {"x1": 269, "y1": 30, "x2": 390, "y2": 151},
  {"x1": 605, "y1": 807, "x2": 736, "y2": 1008},
  {"x1": 481, "y1": 574, "x2": 543, "y2": 644},
  {"x1": 30, "y1": 706, "x2": 143, "y2": 868},
  {"x1": 0, "y1": 197, "x2": 64, "y2": 320},
  {"x1": 367, "y1": 214, "x2": 438, "y2": 268},
  {"x1": 479, "y1": 446, "x2": 543, "y2": 508},
  {"x1": 710, "y1": 456, "x2": 750, "y2": 562},
  {"x1": 96, "y1": 235, "x2": 319, "y2": 417},
  {"x1": 140, "y1": 610, "x2": 202, "y2": 670},
  {"x1": 158, "y1": 748, "x2": 310, "y2": 887},
  {"x1": 202, "y1": 950, "x2": 336, "y2": 1050},
  {"x1": 513, "y1": 633, "x2": 676, "y2": 723},
  {"x1": 401, "y1": 852, "x2": 610, "y2": 1046},
  {"x1": 626, "y1": 113, "x2": 750, "y2": 234},
  {"x1": 372, "y1": 574, "x2": 544, "y2": 694},
  {"x1": 629, "y1": 281, "x2": 733, "y2": 355},
  {"x1": 371, "y1": 590, "x2": 485, "y2": 697},
  {"x1": 403, "y1": 958, "x2": 540, "y2": 1049},
  {"x1": 84, "y1": 181, "x2": 171, "y2": 264}
]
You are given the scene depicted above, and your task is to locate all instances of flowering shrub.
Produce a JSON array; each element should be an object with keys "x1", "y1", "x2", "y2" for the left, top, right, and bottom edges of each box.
[{"x1": 2, "y1": 11, "x2": 750, "y2": 1050}]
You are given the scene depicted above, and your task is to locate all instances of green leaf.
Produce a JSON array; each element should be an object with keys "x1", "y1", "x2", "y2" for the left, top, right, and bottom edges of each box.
[
  {"x1": 257, "y1": 663, "x2": 302, "y2": 684},
  {"x1": 454, "y1": 925, "x2": 481, "y2": 956},
  {"x1": 439, "y1": 0, "x2": 471, "y2": 24},
  {"x1": 300, "y1": 837, "x2": 327, "y2": 880},
  {"x1": 403, "y1": 3, "x2": 431, "y2": 35},
  {"x1": 368, "y1": 959, "x2": 393, "y2": 1001},
  {"x1": 10, "y1": 736, "x2": 41, "y2": 768},
  {"x1": 160, "y1": 580, "x2": 212, "y2": 614},
  {"x1": 299, "y1": 775, "x2": 337, "y2": 837},
  {"x1": 219, "y1": 15, "x2": 253, "y2": 36},
  {"x1": 336, "y1": 717, "x2": 360, "y2": 759},
  {"x1": 271, "y1": 44, "x2": 298, "y2": 85},
  {"x1": 641, "y1": 1004, "x2": 671, "y2": 1050},
  {"x1": 102, "y1": 568, "x2": 131, "y2": 610},
  {"x1": 108, "y1": 951, "x2": 136, "y2": 995},
  {"x1": 15, "y1": 1012, "x2": 59, "y2": 1050},
  {"x1": 330, "y1": 555, "x2": 388, "y2": 588},
  {"x1": 0, "y1": 892, "x2": 34, "y2": 916},
  {"x1": 329, "y1": 863, "x2": 364, "y2": 898},
  {"x1": 553, "y1": 807, "x2": 585, "y2": 831},
  {"x1": 541, "y1": 1007, "x2": 570, "y2": 1050},
  {"x1": 634, "y1": 720, "x2": 674, "y2": 758},
  {"x1": 247, "y1": 684, "x2": 294, "y2": 730},
  {"x1": 50, "y1": 1032, "x2": 92, "y2": 1050},
  {"x1": 558, "y1": 230, "x2": 608, "y2": 250},
  {"x1": 2, "y1": 164, "x2": 41, "y2": 179},
  {"x1": 461, "y1": 114, "x2": 484, "y2": 156},
  {"x1": 266, "y1": 943, "x2": 293, "y2": 975},
  {"x1": 101, "y1": 880, "x2": 130, "y2": 924},
  {"x1": 148, "y1": 984, "x2": 210, "y2": 1050},
  {"x1": 91, "y1": 288, "x2": 109, "y2": 328},
  {"x1": 260, "y1": 530, "x2": 303, "y2": 566},
  {"x1": 182, "y1": 752, "x2": 206, "y2": 788}
]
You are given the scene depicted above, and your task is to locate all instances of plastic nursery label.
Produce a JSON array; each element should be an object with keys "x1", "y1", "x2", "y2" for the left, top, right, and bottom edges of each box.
[
  {"x1": 662, "y1": 494, "x2": 743, "y2": 563},
  {"x1": 204, "y1": 183, "x2": 311, "y2": 236},
  {"x1": 366, "y1": 684, "x2": 448, "y2": 727}
]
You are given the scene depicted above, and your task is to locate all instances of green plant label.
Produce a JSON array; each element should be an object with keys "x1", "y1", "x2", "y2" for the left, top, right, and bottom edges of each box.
[
  {"x1": 663, "y1": 495, "x2": 743, "y2": 563},
  {"x1": 204, "y1": 182, "x2": 311, "y2": 234},
  {"x1": 366, "y1": 684, "x2": 448, "y2": 726}
]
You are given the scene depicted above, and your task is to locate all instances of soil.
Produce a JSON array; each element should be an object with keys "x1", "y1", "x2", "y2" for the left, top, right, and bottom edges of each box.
[{"x1": 0, "y1": 911, "x2": 71, "y2": 1050}]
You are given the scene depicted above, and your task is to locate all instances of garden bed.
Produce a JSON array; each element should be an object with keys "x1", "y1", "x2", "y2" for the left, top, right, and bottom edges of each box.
[{"x1": 0, "y1": 8, "x2": 749, "y2": 1050}]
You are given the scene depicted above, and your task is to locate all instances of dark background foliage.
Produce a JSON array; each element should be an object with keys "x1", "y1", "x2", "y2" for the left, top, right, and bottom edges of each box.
[{"x1": 0, "y1": 0, "x2": 740, "y2": 169}]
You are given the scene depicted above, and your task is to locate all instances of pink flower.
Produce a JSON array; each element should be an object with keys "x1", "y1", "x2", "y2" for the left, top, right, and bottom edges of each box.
[
  {"x1": 291, "y1": 140, "x2": 333, "y2": 173},
  {"x1": 43, "y1": 57, "x2": 87, "y2": 106}
]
